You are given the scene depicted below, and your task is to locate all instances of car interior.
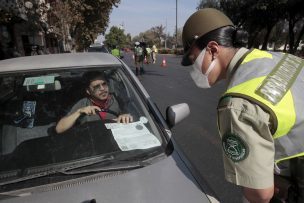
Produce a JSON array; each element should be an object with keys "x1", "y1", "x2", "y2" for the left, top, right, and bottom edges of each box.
[{"x1": 0, "y1": 67, "x2": 150, "y2": 172}]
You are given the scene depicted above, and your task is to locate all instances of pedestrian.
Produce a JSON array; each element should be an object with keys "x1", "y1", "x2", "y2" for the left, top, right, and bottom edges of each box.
[
  {"x1": 145, "y1": 45, "x2": 152, "y2": 64},
  {"x1": 151, "y1": 44, "x2": 158, "y2": 64},
  {"x1": 181, "y1": 8, "x2": 304, "y2": 203},
  {"x1": 134, "y1": 42, "x2": 144, "y2": 75},
  {"x1": 111, "y1": 45, "x2": 121, "y2": 58}
]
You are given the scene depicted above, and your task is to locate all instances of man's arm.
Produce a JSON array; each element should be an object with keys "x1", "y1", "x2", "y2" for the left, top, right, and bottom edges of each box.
[
  {"x1": 243, "y1": 186, "x2": 274, "y2": 203},
  {"x1": 56, "y1": 106, "x2": 101, "y2": 134}
]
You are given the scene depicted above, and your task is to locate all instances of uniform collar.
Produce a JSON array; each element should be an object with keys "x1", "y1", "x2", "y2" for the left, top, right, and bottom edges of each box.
[{"x1": 227, "y1": 47, "x2": 249, "y2": 83}]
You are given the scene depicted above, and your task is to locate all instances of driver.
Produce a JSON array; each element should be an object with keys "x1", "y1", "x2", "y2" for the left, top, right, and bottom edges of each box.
[{"x1": 55, "y1": 71, "x2": 133, "y2": 134}]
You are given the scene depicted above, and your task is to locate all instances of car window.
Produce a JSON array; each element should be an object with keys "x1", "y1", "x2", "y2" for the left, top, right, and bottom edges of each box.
[{"x1": 0, "y1": 66, "x2": 166, "y2": 190}]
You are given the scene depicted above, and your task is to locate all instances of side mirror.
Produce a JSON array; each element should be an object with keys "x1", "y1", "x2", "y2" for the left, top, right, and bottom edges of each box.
[{"x1": 166, "y1": 103, "x2": 190, "y2": 129}]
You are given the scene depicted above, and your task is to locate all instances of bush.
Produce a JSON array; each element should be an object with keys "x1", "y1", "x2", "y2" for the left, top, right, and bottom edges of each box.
[{"x1": 158, "y1": 48, "x2": 184, "y2": 55}]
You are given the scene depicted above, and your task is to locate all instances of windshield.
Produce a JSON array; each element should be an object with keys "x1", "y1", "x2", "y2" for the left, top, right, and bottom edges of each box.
[{"x1": 0, "y1": 66, "x2": 166, "y2": 191}]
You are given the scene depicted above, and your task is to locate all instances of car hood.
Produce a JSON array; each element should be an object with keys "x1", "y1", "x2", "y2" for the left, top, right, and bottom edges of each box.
[{"x1": 1, "y1": 151, "x2": 215, "y2": 203}]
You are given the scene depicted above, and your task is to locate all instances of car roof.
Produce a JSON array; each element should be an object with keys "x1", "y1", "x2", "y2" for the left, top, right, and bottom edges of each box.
[
  {"x1": 0, "y1": 53, "x2": 121, "y2": 73},
  {"x1": 89, "y1": 43, "x2": 105, "y2": 47}
]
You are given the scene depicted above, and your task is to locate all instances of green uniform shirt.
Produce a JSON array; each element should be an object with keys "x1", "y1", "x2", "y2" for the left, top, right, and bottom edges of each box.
[
  {"x1": 217, "y1": 48, "x2": 275, "y2": 189},
  {"x1": 111, "y1": 48, "x2": 120, "y2": 57}
]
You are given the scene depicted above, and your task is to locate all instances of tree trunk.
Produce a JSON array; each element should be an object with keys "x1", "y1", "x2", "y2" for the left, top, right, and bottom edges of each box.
[
  {"x1": 288, "y1": 17, "x2": 296, "y2": 54},
  {"x1": 262, "y1": 25, "x2": 273, "y2": 50},
  {"x1": 293, "y1": 23, "x2": 304, "y2": 52}
]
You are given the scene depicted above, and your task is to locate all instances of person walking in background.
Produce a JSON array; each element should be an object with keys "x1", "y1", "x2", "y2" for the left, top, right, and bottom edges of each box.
[
  {"x1": 111, "y1": 45, "x2": 121, "y2": 58},
  {"x1": 151, "y1": 44, "x2": 158, "y2": 64},
  {"x1": 181, "y1": 8, "x2": 304, "y2": 203},
  {"x1": 134, "y1": 42, "x2": 144, "y2": 76},
  {"x1": 145, "y1": 45, "x2": 152, "y2": 64}
]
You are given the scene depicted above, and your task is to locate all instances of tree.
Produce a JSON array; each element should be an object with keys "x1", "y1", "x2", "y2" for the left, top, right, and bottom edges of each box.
[
  {"x1": 197, "y1": 0, "x2": 304, "y2": 54},
  {"x1": 285, "y1": 0, "x2": 304, "y2": 54},
  {"x1": 132, "y1": 25, "x2": 167, "y2": 48},
  {"x1": 151, "y1": 25, "x2": 166, "y2": 46},
  {"x1": 49, "y1": 1, "x2": 74, "y2": 51},
  {"x1": 0, "y1": 0, "x2": 49, "y2": 48},
  {"x1": 104, "y1": 26, "x2": 128, "y2": 49},
  {"x1": 65, "y1": 0, "x2": 121, "y2": 51}
]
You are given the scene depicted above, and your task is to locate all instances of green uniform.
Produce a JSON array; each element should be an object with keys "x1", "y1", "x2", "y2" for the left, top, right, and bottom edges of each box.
[
  {"x1": 218, "y1": 48, "x2": 304, "y2": 189},
  {"x1": 111, "y1": 48, "x2": 120, "y2": 57}
]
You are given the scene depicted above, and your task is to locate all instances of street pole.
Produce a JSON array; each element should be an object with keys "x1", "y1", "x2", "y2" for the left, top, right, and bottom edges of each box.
[
  {"x1": 165, "y1": 18, "x2": 167, "y2": 49},
  {"x1": 176, "y1": 0, "x2": 178, "y2": 49}
]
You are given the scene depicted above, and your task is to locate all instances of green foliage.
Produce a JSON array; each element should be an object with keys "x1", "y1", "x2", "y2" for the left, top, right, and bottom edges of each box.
[
  {"x1": 66, "y1": 0, "x2": 121, "y2": 51},
  {"x1": 0, "y1": 0, "x2": 49, "y2": 32},
  {"x1": 0, "y1": 6, "x2": 19, "y2": 24},
  {"x1": 197, "y1": 0, "x2": 304, "y2": 54},
  {"x1": 132, "y1": 25, "x2": 167, "y2": 48},
  {"x1": 104, "y1": 26, "x2": 128, "y2": 49}
]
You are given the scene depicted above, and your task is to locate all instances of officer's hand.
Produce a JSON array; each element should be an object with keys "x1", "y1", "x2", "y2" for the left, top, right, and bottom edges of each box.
[
  {"x1": 116, "y1": 114, "x2": 133, "y2": 124},
  {"x1": 78, "y1": 106, "x2": 101, "y2": 116}
]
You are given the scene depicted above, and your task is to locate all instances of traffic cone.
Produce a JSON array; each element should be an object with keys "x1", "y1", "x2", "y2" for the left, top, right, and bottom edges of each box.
[{"x1": 161, "y1": 57, "x2": 167, "y2": 67}]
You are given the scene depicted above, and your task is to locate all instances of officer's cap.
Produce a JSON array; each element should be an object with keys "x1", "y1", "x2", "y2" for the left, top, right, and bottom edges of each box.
[{"x1": 181, "y1": 8, "x2": 233, "y2": 66}]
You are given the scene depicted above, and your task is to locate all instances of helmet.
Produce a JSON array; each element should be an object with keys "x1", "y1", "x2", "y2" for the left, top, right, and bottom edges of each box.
[
  {"x1": 135, "y1": 42, "x2": 140, "y2": 46},
  {"x1": 181, "y1": 8, "x2": 234, "y2": 66}
]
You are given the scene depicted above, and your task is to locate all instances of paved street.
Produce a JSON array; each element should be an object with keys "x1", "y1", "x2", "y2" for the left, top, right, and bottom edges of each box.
[{"x1": 122, "y1": 52, "x2": 243, "y2": 203}]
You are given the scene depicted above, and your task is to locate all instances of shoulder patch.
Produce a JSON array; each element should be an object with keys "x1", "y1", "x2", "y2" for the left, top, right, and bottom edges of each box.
[{"x1": 222, "y1": 133, "x2": 249, "y2": 162}]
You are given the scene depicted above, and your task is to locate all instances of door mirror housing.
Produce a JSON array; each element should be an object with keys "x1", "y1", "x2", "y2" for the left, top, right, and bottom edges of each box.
[{"x1": 166, "y1": 103, "x2": 190, "y2": 129}]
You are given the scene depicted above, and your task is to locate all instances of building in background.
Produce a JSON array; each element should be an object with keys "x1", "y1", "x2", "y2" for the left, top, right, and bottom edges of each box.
[{"x1": 0, "y1": 0, "x2": 73, "y2": 59}]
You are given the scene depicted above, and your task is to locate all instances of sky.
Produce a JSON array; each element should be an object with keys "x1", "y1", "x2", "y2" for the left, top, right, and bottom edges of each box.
[{"x1": 105, "y1": 0, "x2": 200, "y2": 38}]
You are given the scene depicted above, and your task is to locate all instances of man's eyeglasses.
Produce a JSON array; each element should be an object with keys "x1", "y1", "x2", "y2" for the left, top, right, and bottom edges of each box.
[{"x1": 90, "y1": 82, "x2": 108, "y2": 93}]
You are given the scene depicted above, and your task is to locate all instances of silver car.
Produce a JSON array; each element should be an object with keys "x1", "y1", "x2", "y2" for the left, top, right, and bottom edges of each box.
[
  {"x1": 87, "y1": 43, "x2": 110, "y2": 53},
  {"x1": 0, "y1": 53, "x2": 218, "y2": 203}
]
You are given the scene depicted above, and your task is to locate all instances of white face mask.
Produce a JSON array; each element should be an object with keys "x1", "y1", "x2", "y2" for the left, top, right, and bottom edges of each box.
[{"x1": 190, "y1": 48, "x2": 217, "y2": 88}]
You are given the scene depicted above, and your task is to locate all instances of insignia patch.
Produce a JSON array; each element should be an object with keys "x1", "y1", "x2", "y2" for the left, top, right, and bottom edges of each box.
[{"x1": 222, "y1": 133, "x2": 248, "y2": 162}]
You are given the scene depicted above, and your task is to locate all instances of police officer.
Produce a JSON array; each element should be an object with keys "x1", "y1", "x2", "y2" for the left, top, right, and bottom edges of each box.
[
  {"x1": 111, "y1": 45, "x2": 121, "y2": 58},
  {"x1": 181, "y1": 8, "x2": 304, "y2": 203}
]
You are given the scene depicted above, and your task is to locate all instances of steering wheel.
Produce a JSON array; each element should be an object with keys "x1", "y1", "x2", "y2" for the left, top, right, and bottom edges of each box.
[{"x1": 96, "y1": 109, "x2": 119, "y2": 117}]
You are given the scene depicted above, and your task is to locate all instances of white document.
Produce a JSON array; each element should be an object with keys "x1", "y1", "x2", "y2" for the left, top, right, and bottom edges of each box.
[{"x1": 105, "y1": 121, "x2": 161, "y2": 151}]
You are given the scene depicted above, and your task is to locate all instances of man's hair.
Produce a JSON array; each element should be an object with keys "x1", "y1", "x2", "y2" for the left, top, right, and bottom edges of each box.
[{"x1": 82, "y1": 71, "x2": 107, "y2": 88}]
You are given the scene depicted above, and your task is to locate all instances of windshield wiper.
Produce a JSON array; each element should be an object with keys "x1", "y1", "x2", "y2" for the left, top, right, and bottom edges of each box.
[
  {"x1": 58, "y1": 160, "x2": 149, "y2": 175},
  {"x1": 0, "y1": 155, "x2": 115, "y2": 186},
  {"x1": 0, "y1": 149, "x2": 164, "y2": 186},
  {"x1": 50, "y1": 150, "x2": 164, "y2": 175}
]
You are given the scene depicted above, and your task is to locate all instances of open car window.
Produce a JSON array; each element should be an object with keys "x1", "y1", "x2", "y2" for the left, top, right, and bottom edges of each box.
[{"x1": 0, "y1": 66, "x2": 166, "y2": 190}]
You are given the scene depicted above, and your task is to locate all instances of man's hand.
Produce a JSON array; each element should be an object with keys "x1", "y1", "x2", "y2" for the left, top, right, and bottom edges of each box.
[
  {"x1": 56, "y1": 105, "x2": 101, "y2": 134},
  {"x1": 78, "y1": 106, "x2": 101, "y2": 115},
  {"x1": 116, "y1": 114, "x2": 133, "y2": 124}
]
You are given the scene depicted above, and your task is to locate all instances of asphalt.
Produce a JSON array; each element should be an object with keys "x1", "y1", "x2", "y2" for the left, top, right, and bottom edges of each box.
[{"x1": 122, "y1": 52, "x2": 243, "y2": 203}]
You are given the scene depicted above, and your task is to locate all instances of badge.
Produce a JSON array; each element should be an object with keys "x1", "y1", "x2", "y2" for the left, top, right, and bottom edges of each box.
[{"x1": 222, "y1": 133, "x2": 249, "y2": 162}]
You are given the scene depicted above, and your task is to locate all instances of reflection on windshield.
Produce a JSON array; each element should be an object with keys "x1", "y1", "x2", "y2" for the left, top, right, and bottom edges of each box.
[{"x1": 0, "y1": 67, "x2": 165, "y2": 191}]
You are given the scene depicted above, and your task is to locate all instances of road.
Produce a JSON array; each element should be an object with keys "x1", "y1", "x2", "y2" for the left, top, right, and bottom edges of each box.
[{"x1": 122, "y1": 52, "x2": 243, "y2": 203}]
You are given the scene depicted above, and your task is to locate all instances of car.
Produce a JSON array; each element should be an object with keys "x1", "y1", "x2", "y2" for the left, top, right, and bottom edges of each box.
[
  {"x1": 0, "y1": 53, "x2": 219, "y2": 203},
  {"x1": 87, "y1": 43, "x2": 110, "y2": 53}
]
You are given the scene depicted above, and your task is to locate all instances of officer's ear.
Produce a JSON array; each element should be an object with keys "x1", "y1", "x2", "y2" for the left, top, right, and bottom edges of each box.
[{"x1": 206, "y1": 41, "x2": 219, "y2": 60}]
